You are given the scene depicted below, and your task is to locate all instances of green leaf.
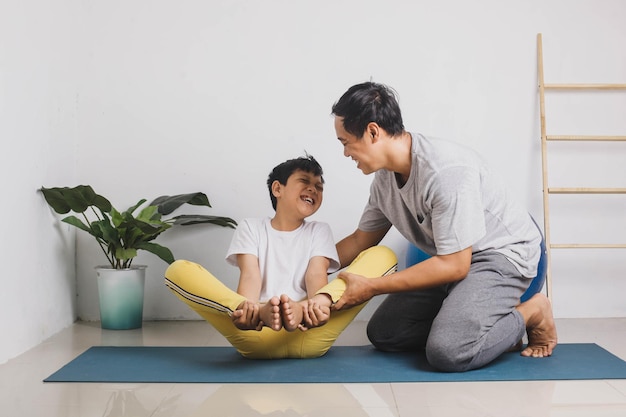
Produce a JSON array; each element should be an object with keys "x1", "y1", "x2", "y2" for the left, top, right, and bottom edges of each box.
[
  {"x1": 135, "y1": 242, "x2": 175, "y2": 264},
  {"x1": 131, "y1": 217, "x2": 171, "y2": 236},
  {"x1": 170, "y1": 214, "x2": 237, "y2": 228},
  {"x1": 92, "y1": 218, "x2": 118, "y2": 245},
  {"x1": 42, "y1": 186, "x2": 235, "y2": 269},
  {"x1": 41, "y1": 185, "x2": 112, "y2": 214},
  {"x1": 126, "y1": 199, "x2": 148, "y2": 216},
  {"x1": 137, "y1": 205, "x2": 160, "y2": 223},
  {"x1": 62, "y1": 216, "x2": 94, "y2": 234},
  {"x1": 150, "y1": 193, "x2": 211, "y2": 215},
  {"x1": 115, "y1": 247, "x2": 138, "y2": 261}
]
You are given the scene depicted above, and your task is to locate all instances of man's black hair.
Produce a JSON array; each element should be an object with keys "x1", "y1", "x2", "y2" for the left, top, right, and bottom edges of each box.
[{"x1": 331, "y1": 81, "x2": 405, "y2": 137}]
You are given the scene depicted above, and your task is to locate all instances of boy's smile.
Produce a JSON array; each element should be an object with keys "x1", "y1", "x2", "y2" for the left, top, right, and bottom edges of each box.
[
  {"x1": 272, "y1": 169, "x2": 324, "y2": 229},
  {"x1": 289, "y1": 170, "x2": 323, "y2": 212}
]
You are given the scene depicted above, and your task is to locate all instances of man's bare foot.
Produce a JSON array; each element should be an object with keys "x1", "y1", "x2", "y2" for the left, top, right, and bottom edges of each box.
[
  {"x1": 232, "y1": 300, "x2": 262, "y2": 331},
  {"x1": 259, "y1": 296, "x2": 282, "y2": 331},
  {"x1": 516, "y1": 293, "x2": 558, "y2": 358},
  {"x1": 279, "y1": 294, "x2": 304, "y2": 332},
  {"x1": 507, "y1": 340, "x2": 524, "y2": 353}
]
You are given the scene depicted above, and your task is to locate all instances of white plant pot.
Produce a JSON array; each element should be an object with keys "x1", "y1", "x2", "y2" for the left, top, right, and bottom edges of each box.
[{"x1": 96, "y1": 265, "x2": 147, "y2": 330}]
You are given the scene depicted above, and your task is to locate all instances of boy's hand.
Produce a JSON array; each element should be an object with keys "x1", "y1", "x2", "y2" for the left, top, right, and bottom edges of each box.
[
  {"x1": 301, "y1": 299, "x2": 331, "y2": 330},
  {"x1": 231, "y1": 300, "x2": 263, "y2": 331}
]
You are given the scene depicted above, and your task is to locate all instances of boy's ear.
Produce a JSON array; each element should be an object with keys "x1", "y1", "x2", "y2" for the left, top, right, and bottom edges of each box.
[{"x1": 271, "y1": 180, "x2": 282, "y2": 197}]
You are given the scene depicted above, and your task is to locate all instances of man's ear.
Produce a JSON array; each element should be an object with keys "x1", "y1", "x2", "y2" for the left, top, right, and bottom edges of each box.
[{"x1": 366, "y1": 122, "x2": 380, "y2": 142}]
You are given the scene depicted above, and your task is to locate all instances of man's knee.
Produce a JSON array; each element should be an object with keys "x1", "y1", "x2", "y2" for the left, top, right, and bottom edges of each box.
[
  {"x1": 366, "y1": 319, "x2": 396, "y2": 351},
  {"x1": 367, "y1": 314, "x2": 429, "y2": 352},
  {"x1": 425, "y1": 334, "x2": 474, "y2": 372}
]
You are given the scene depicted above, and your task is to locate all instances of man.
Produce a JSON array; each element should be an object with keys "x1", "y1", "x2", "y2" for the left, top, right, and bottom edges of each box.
[{"x1": 330, "y1": 81, "x2": 557, "y2": 372}]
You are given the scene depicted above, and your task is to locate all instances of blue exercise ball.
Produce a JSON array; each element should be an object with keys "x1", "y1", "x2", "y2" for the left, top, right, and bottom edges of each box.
[
  {"x1": 521, "y1": 237, "x2": 547, "y2": 302},
  {"x1": 405, "y1": 240, "x2": 546, "y2": 302},
  {"x1": 405, "y1": 243, "x2": 432, "y2": 266}
]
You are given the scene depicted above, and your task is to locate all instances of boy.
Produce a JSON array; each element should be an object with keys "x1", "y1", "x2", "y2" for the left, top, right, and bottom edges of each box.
[{"x1": 165, "y1": 155, "x2": 397, "y2": 359}]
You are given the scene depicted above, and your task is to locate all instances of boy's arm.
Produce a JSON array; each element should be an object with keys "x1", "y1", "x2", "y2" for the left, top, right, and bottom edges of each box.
[
  {"x1": 232, "y1": 253, "x2": 264, "y2": 330},
  {"x1": 235, "y1": 253, "x2": 263, "y2": 301},
  {"x1": 304, "y1": 255, "x2": 331, "y2": 298},
  {"x1": 300, "y1": 256, "x2": 332, "y2": 330}
]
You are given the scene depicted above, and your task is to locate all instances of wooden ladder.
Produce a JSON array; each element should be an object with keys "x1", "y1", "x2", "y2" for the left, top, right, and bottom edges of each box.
[{"x1": 536, "y1": 33, "x2": 626, "y2": 301}]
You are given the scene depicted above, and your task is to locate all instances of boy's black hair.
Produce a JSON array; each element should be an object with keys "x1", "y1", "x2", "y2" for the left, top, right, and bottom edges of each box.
[
  {"x1": 331, "y1": 81, "x2": 405, "y2": 137},
  {"x1": 267, "y1": 154, "x2": 324, "y2": 210}
]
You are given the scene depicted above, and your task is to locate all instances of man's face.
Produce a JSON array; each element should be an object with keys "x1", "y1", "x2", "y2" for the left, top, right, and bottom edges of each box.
[{"x1": 334, "y1": 116, "x2": 375, "y2": 175}]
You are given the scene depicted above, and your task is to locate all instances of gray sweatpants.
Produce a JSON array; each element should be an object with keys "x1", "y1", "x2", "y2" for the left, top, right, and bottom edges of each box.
[{"x1": 366, "y1": 251, "x2": 532, "y2": 372}]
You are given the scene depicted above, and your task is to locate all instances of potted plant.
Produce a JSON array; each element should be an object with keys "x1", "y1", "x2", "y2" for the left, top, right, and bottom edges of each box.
[{"x1": 41, "y1": 185, "x2": 237, "y2": 329}]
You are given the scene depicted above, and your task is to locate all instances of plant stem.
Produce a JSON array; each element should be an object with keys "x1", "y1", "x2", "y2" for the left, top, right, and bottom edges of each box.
[{"x1": 83, "y1": 211, "x2": 115, "y2": 268}]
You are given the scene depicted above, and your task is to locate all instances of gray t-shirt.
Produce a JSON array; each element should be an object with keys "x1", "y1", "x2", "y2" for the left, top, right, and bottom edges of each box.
[{"x1": 358, "y1": 132, "x2": 541, "y2": 278}]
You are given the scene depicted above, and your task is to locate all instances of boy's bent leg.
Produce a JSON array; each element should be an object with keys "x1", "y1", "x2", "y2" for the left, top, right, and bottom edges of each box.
[
  {"x1": 164, "y1": 260, "x2": 261, "y2": 352},
  {"x1": 299, "y1": 246, "x2": 398, "y2": 358},
  {"x1": 425, "y1": 252, "x2": 529, "y2": 372},
  {"x1": 165, "y1": 260, "x2": 246, "y2": 317},
  {"x1": 317, "y1": 246, "x2": 398, "y2": 304},
  {"x1": 165, "y1": 260, "x2": 304, "y2": 359}
]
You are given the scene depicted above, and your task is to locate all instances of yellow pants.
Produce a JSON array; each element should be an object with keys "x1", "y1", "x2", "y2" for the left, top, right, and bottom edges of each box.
[{"x1": 164, "y1": 246, "x2": 397, "y2": 359}]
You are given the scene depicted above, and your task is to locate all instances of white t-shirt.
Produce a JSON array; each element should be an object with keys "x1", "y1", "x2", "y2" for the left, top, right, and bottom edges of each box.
[
  {"x1": 225, "y1": 217, "x2": 340, "y2": 301},
  {"x1": 358, "y1": 132, "x2": 542, "y2": 278}
]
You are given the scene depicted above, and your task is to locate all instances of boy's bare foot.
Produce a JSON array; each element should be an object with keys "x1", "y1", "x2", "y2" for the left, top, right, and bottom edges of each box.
[
  {"x1": 279, "y1": 294, "x2": 304, "y2": 332},
  {"x1": 516, "y1": 293, "x2": 558, "y2": 358},
  {"x1": 259, "y1": 296, "x2": 282, "y2": 331},
  {"x1": 232, "y1": 300, "x2": 262, "y2": 331}
]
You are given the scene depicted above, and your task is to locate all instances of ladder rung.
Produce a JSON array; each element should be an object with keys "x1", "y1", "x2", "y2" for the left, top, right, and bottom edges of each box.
[
  {"x1": 548, "y1": 187, "x2": 626, "y2": 194},
  {"x1": 547, "y1": 135, "x2": 626, "y2": 141},
  {"x1": 551, "y1": 244, "x2": 626, "y2": 249},
  {"x1": 544, "y1": 83, "x2": 626, "y2": 90}
]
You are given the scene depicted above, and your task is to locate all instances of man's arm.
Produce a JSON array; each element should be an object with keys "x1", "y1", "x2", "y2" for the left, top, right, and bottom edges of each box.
[
  {"x1": 333, "y1": 246, "x2": 472, "y2": 310},
  {"x1": 336, "y1": 227, "x2": 390, "y2": 268}
]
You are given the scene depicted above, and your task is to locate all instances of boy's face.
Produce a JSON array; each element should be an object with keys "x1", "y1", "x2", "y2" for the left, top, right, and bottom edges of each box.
[{"x1": 273, "y1": 169, "x2": 324, "y2": 218}]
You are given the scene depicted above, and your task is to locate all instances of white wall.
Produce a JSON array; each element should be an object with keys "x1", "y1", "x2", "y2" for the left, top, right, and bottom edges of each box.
[
  {"x1": 0, "y1": 0, "x2": 81, "y2": 364},
  {"x1": 2, "y1": 0, "x2": 624, "y2": 362},
  {"x1": 73, "y1": 0, "x2": 625, "y2": 321}
]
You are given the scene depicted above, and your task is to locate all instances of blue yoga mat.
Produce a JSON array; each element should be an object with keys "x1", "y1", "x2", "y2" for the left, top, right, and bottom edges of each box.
[{"x1": 44, "y1": 344, "x2": 626, "y2": 383}]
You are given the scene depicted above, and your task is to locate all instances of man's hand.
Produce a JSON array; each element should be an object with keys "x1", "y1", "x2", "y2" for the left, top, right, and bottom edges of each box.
[
  {"x1": 332, "y1": 271, "x2": 377, "y2": 311},
  {"x1": 231, "y1": 300, "x2": 264, "y2": 331}
]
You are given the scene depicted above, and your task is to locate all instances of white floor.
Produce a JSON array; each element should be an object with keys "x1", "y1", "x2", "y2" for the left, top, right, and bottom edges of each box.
[{"x1": 1, "y1": 318, "x2": 626, "y2": 417}]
